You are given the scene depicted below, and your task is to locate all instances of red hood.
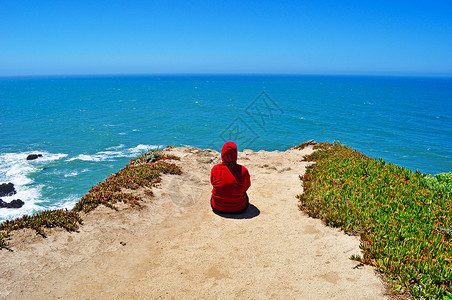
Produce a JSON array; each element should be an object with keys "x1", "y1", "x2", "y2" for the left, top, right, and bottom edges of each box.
[{"x1": 221, "y1": 141, "x2": 237, "y2": 163}]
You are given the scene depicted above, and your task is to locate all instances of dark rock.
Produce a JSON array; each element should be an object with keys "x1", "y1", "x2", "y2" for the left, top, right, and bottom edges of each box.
[
  {"x1": 0, "y1": 183, "x2": 16, "y2": 197},
  {"x1": 0, "y1": 199, "x2": 24, "y2": 209},
  {"x1": 10, "y1": 199, "x2": 24, "y2": 208},
  {"x1": 26, "y1": 154, "x2": 42, "y2": 160}
]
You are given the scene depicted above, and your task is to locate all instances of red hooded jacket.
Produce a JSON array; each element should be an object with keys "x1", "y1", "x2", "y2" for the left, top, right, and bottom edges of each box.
[{"x1": 210, "y1": 142, "x2": 251, "y2": 212}]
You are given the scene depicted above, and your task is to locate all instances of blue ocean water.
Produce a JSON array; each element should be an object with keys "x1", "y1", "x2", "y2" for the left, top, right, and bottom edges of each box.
[{"x1": 1, "y1": 75, "x2": 451, "y2": 222}]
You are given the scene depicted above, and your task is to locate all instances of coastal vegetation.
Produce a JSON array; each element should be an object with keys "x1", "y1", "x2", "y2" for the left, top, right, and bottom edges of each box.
[
  {"x1": 298, "y1": 142, "x2": 451, "y2": 299},
  {"x1": 0, "y1": 149, "x2": 181, "y2": 250},
  {"x1": 2, "y1": 143, "x2": 451, "y2": 298}
]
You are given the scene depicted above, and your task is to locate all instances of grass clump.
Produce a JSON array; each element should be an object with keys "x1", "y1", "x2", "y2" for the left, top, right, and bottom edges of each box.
[
  {"x1": 1, "y1": 149, "x2": 181, "y2": 250},
  {"x1": 298, "y1": 142, "x2": 451, "y2": 299},
  {"x1": 0, "y1": 209, "x2": 82, "y2": 250}
]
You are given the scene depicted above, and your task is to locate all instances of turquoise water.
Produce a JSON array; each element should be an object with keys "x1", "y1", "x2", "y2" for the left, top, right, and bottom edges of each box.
[{"x1": 1, "y1": 75, "x2": 451, "y2": 221}]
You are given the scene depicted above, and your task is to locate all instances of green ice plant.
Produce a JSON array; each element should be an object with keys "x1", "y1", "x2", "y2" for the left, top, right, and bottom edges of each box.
[
  {"x1": 444, "y1": 291, "x2": 452, "y2": 300},
  {"x1": 0, "y1": 209, "x2": 82, "y2": 242},
  {"x1": 424, "y1": 172, "x2": 452, "y2": 197},
  {"x1": 298, "y1": 142, "x2": 451, "y2": 299}
]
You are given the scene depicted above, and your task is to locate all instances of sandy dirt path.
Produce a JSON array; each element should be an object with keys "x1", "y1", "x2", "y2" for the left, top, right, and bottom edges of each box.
[{"x1": 0, "y1": 146, "x2": 388, "y2": 299}]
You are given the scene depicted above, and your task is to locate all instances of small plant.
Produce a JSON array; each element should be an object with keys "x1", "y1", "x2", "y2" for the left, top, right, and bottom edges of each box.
[
  {"x1": 423, "y1": 172, "x2": 452, "y2": 196},
  {"x1": 132, "y1": 149, "x2": 163, "y2": 166},
  {"x1": 0, "y1": 231, "x2": 10, "y2": 249},
  {"x1": 291, "y1": 140, "x2": 318, "y2": 150},
  {"x1": 349, "y1": 254, "x2": 362, "y2": 262}
]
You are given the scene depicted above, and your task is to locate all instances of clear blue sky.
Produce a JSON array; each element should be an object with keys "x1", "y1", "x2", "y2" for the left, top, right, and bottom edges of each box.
[{"x1": 1, "y1": 0, "x2": 451, "y2": 76}]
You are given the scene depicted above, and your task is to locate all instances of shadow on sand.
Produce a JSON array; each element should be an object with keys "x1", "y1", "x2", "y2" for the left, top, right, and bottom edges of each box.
[{"x1": 213, "y1": 204, "x2": 260, "y2": 219}]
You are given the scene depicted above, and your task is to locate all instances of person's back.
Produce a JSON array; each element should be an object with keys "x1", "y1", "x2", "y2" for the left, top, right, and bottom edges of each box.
[{"x1": 210, "y1": 141, "x2": 251, "y2": 213}]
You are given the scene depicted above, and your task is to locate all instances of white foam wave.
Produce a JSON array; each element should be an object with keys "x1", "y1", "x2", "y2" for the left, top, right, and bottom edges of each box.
[
  {"x1": 67, "y1": 154, "x2": 106, "y2": 162},
  {"x1": 0, "y1": 193, "x2": 80, "y2": 223},
  {"x1": 66, "y1": 144, "x2": 160, "y2": 162},
  {"x1": 36, "y1": 153, "x2": 68, "y2": 162},
  {"x1": 64, "y1": 171, "x2": 79, "y2": 177},
  {"x1": 5, "y1": 163, "x2": 35, "y2": 185},
  {"x1": 0, "y1": 151, "x2": 68, "y2": 222},
  {"x1": 0, "y1": 184, "x2": 44, "y2": 223},
  {"x1": 106, "y1": 144, "x2": 125, "y2": 150},
  {"x1": 128, "y1": 144, "x2": 161, "y2": 155},
  {"x1": 44, "y1": 195, "x2": 80, "y2": 211},
  {"x1": 0, "y1": 151, "x2": 68, "y2": 185}
]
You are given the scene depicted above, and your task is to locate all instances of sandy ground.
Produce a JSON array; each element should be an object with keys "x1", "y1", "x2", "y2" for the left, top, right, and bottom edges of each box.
[{"x1": 0, "y1": 146, "x2": 389, "y2": 299}]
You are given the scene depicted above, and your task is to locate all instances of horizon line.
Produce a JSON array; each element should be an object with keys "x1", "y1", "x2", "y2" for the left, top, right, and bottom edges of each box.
[{"x1": 1, "y1": 72, "x2": 452, "y2": 79}]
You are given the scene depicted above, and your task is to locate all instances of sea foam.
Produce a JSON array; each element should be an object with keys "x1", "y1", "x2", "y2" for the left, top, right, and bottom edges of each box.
[
  {"x1": 66, "y1": 144, "x2": 159, "y2": 162},
  {"x1": 0, "y1": 151, "x2": 68, "y2": 222}
]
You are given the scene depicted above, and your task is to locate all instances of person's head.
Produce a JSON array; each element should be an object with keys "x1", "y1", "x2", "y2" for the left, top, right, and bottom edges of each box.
[{"x1": 221, "y1": 141, "x2": 237, "y2": 163}]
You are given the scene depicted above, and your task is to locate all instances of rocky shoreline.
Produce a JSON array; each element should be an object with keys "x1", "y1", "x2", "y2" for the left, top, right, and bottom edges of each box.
[
  {"x1": 0, "y1": 153, "x2": 43, "y2": 211},
  {"x1": 0, "y1": 183, "x2": 24, "y2": 209}
]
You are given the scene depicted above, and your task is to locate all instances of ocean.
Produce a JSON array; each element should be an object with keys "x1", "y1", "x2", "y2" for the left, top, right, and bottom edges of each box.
[{"x1": 1, "y1": 75, "x2": 451, "y2": 222}]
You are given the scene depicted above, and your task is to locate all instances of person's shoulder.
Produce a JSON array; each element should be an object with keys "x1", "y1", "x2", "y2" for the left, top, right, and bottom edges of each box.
[
  {"x1": 238, "y1": 164, "x2": 249, "y2": 173},
  {"x1": 211, "y1": 163, "x2": 225, "y2": 170}
]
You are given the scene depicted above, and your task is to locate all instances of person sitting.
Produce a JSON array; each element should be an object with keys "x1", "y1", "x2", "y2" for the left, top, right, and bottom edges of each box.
[{"x1": 210, "y1": 141, "x2": 251, "y2": 213}]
